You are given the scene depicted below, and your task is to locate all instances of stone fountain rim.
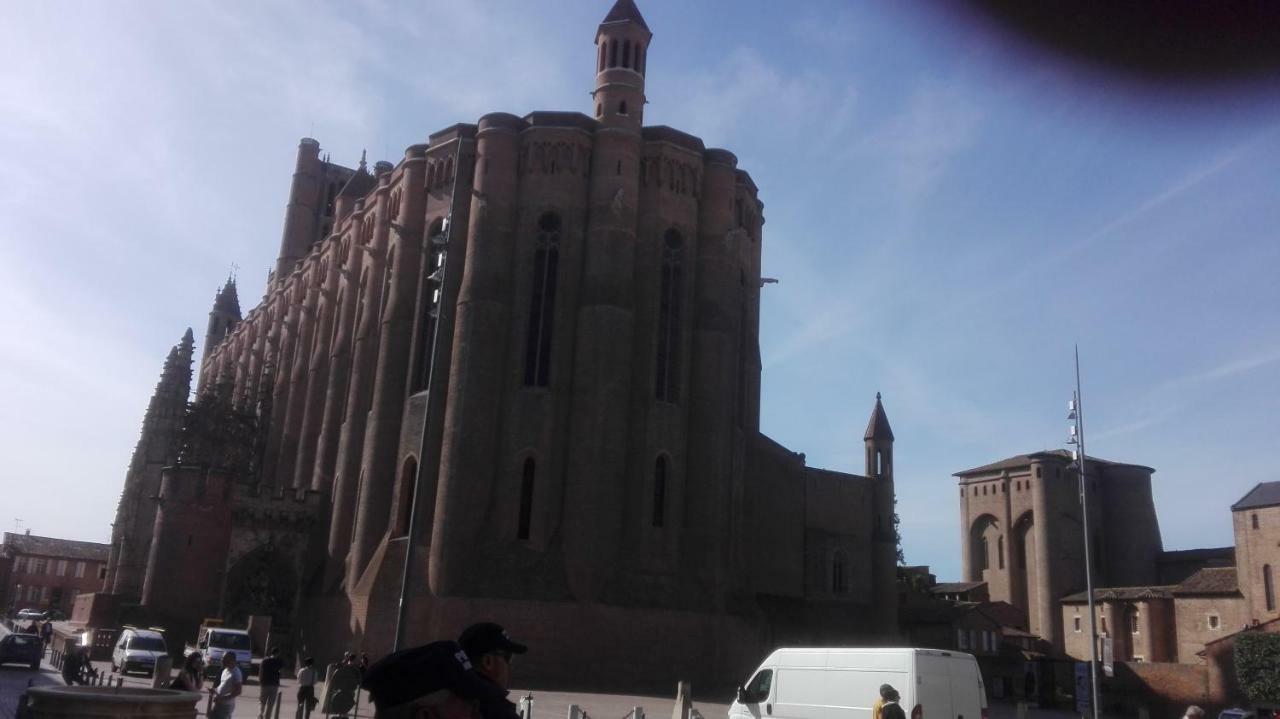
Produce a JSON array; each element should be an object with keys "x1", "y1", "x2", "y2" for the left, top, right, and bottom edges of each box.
[{"x1": 27, "y1": 685, "x2": 202, "y2": 704}]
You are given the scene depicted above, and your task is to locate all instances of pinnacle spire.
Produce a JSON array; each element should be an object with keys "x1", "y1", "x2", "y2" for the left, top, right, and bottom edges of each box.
[
  {"x1": 602, "y1": 0, "x2": 650, "y2": 33},
  {"x1": 864, "y1": 392, "x2": 894, "y2": 442},
  {"x1": 213, "y1": 276, "x2": 241, "y2": 318},
  {"x1": 359, "y1": 149, "x2": 368, "y2": 171}
]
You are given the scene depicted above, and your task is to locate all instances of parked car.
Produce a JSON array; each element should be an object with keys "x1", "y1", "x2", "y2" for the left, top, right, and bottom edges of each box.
[
  {"x1": 185, "y1": 625, "x2": 254, "y2": 679},
  {"x1": 111, "y1": 627, "x2": 169, "y2": 677},
  {"x1": 15, "y1": 608, "x2": 45, "y2": 621},
  {"x1": 0, "y1": 633, "x2": 43, "y2": 670}
]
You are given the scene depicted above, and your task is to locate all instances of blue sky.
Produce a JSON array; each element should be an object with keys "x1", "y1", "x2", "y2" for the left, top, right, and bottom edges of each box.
[{"x1": 1, "y1": 1, "x2": 1277, "y2": 582}]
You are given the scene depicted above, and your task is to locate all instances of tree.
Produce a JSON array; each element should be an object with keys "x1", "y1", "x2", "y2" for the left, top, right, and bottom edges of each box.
[{"x1": 1234, "y1": 633, "x2": 1280, "y2": 703}]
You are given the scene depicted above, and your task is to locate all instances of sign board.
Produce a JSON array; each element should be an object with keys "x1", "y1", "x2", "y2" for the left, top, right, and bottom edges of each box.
[
  {"x1": 1074, "y1": 662, "x2": 1092, "y2": 716},
  {"x1": 1102, "y1": 636, "x2": 1114, "y2": 678}
]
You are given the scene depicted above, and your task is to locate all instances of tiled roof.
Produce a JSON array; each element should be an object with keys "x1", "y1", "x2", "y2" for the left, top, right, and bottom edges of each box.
[
  {"x1": 1, "y1": 532, "x2": 109, "y2": 562},
  {"x1": 1173, "y1": 567, "x2": 1240, "y2": 596},
  {"x1": 976, "y1": 601, "x2": 1029, "y2": 630},
  {"x1": 1232, "y1": 482, "x2": 1280, "y2": 511},
  {"x1": 930, "y1": 582, "x2": 986, "y2": 594},
  {"x1": 1061, "y1": 585, "x2": 1177, "y2": 603},
  {"x1": 955, "y1": 449, "x2": 1152, "y2": 477}
]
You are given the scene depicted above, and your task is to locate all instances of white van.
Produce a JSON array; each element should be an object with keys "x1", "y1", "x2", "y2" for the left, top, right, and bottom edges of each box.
[
  {"x1": 730, "y1": 648, "x2": 987, "y2": 719},
  {"x1": 111, "y1": 627, "x2": 169, "y2": 677}
]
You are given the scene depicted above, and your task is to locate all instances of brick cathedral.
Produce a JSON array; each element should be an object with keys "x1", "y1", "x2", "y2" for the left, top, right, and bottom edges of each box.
[{"x1": 96, "y1": 0, "x2": 899, "y2": 687}]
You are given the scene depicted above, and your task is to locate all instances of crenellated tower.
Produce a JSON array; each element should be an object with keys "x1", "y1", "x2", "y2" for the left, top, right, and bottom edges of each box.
[
  {"x1": 103, "y1": 329, "x2": 194, "y2": 597},
  {"x1": 593, "y1": 0, "x2": 651, "y2": 130}
]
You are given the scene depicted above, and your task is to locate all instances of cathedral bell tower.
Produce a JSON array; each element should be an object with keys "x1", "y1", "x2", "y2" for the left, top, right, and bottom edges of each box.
[
  {"x1": 865, "y1": 392, "x2": 899, "y2": 631},
  {"x1": 593, "y1": 0, "x2": 651, "y2": 130}
]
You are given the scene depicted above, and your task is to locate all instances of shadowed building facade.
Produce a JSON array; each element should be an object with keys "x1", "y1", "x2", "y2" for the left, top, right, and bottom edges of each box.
[{"x1": 100, "y1": 1, "x2": 899, "y2": 688}]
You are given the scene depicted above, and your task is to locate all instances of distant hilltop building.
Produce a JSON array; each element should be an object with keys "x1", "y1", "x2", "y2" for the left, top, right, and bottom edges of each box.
[{"x1": 90, "y1": 0, "x2": 900, "y2": 687}]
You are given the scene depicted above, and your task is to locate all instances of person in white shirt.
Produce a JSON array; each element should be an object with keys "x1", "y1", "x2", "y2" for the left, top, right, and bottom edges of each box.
[
  {"x1": 209, "y1": 651, "x2": 243, "y2": 719},
  {"x1": 296, "y1": 656, "x2": 319, "y2": 719}
]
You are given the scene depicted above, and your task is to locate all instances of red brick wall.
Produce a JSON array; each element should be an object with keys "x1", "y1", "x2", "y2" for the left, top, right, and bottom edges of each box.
[
  {"x1": 1111, "y1": 661, "x2": 1210, "y2": 716},
  {"x1": 4, "y1": 553, "x2": 108, "y2": 612}
]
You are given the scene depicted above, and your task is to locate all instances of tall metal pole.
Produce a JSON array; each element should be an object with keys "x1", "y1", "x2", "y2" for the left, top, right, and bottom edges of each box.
[
  {"x1": 393, "y1": 142, "x2": 462, "y2": 652},
  {"x1": 1073, "y1": 345, "x2": 1101, "y2": 719}
]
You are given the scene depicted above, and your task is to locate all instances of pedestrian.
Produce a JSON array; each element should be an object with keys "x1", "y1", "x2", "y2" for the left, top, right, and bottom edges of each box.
[
  {"x1": 1184, "y1": 707, "x2": 1205, "y2": 719},
  {"x1": 362, "y1": 640, "x2": 503, "y2": 719},
  {"x1": 872, "y1": 684, "x2": 892, "y2": 719},
  {"x1": 458, "y1": 622, "x2": 528, "y2": 719},
  {"x1": 359, "y1": 652, "x2": 369, "y2": 675},
  {"x1": 259, "y1": 646, "x2": 283, "y2": 718},
  {"x1": 878, "y1": 685, "x2": 906, "y2": 719},
  {"x1": 39, "y1": 621, "x2": 53, "y2": 650},
  {"x1": 171, "y1": 653, "x2": 204, "y2": 692},
  {"x1": 209, "y1": 651, "x2": 244, "y2": 719},
  {"x1": 61, "y1": 646, "x2": 82, "y2": 686},
  {"x1": 296, "y1": 656, "x2": 318, "y2": 719}
]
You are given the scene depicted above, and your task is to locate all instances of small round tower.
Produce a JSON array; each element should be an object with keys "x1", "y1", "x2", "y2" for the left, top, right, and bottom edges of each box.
[{"x1": 593, "y1": 0, "x2": 651, "y2": 130}]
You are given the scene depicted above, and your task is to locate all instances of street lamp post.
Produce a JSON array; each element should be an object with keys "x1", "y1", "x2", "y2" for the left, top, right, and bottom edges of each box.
[{"x1": 1067, "y1": 345, "x2": 1101, "y2": 719}]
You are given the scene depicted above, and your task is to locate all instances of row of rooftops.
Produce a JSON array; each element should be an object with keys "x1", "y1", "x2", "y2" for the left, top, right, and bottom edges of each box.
[
  {"x1": 1060, "y1": 566, "x2": 1241, "y2": 603},
  {"x1": 1, "y1": 531, "x2": 110, "y2": 562}
]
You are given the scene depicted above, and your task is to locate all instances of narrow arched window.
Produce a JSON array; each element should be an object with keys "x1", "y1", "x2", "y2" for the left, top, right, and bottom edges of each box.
[
  {"x1": 655, "y1": 229, "x2": 683, "y2": 402},
  {"x1": 637, "y1": 44, "x2": 645, "y2": 74},
  {"x1": 609, "y1": 41, "x2": 618, "y2": 68},
  {"x1": 598, "y1": 44, "x2": 605, "y2": 73},
  {"x1": 1266, "y1": 564, "x2": 1275, "y2": 611},
  {"x1": 518, "y1": 458, "x2": 535, "y2": 540},
  {"x1": 619, "y1": 100, "x2": 628, "y2": 115},
  {"x1": 523, "y1": 213, "x2": 561, "y2": 387},
  {"x1": 832, "y1": 552, "x2": 848, "y2": 594},
  {"x1": 623, "y1": 40, "x2": 632, "y2": 69},
  {"x1": 998, "y1": 535, "x2": 1005, "y2": 570},
  {"x1": 652, "y1": 456, "x2": 667, "y2": 527}
]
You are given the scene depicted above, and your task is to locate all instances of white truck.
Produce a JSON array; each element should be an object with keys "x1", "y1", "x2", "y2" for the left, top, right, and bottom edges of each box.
[
  {"x1": 730, "y1": 647, "x2": 988, "y2": 719},
  {"x1": 185, "y1": 625, "x2": 255, "y2": 679}
]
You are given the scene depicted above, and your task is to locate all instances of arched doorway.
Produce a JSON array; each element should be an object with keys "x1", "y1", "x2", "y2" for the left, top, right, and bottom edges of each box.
[{"x1": 1012, "y1": 512, "x2": 1036, "y2": 621}]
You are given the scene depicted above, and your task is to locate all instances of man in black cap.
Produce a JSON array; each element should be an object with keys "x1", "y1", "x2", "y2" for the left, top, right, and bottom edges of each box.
[
  {"x1": 362, "y1": 640, "x2": 503, "y2": 719},
  {"x1": 458, "y1": 623, "x2": 528, "y2": 719}
]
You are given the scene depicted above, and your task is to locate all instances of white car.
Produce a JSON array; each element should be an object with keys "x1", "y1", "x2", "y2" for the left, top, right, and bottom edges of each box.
[{"x1": 111, "y1": 627, "x2": 168, "y2": 677}]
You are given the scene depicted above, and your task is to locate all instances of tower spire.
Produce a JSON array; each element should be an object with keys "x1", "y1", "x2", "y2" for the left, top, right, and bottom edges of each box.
[{"x1": 593, "y1": 0, "x2": 652, "y2": 128}]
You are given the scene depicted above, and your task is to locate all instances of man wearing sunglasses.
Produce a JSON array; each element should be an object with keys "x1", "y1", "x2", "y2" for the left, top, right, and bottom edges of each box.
[{"x1": 459, "y1": 623, "x2": 529, "y2": 719}]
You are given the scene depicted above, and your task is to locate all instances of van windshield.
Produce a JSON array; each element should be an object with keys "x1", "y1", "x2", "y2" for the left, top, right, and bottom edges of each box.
[
  {"x1": 210, "y1": 632, "x2": 253, "y2": 651},
  {"x1": 129, "y1": 637, "x2": 166, "y2": 651}
]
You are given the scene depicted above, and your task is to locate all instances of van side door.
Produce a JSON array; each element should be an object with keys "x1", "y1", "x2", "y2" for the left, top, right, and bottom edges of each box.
[{"x1": 740, "y1": 669, "x2": 774, "y2": 719}]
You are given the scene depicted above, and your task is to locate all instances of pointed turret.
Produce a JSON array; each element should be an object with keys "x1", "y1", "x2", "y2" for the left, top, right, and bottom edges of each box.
[
  {"x1": 864, "y1": 391, "x2": 894, "y2": 443},
  {"x1": 603, "y1": 0, "x2": 649, "y2": 31},
  {"x1": 104, "y1": 329, "x2": 194, "y2": 597},
  {"x1": 593, "y1": 0, "x2": 652, "y2": 129},
  {"x1": 334, "y1": 152, "x2": 376, "y2": 222},
  {"x1": 201, "y1": 276, "x2": 242, "y2": 372}
]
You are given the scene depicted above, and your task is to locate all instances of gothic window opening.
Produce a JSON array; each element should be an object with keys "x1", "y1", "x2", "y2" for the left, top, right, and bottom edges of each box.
[
  {"x1": 523, "y1": 213, "x2": 561, "y2": 387},
  {"x1": 1253, "y1": 513, "x2": 1259, "y2": 530},
  {"x1": 637, "y1": 45, "x2": 645, "y2": 74},
  {"x1": 623, "y1": 40, "x2": 631, "y2": 68},
  {"x1": 998, "y1": 535, "x2": 1005, "y2": 570},
  {"x1": 619, "y1": 100, "x2": 628, "y2": 115},
  {"x1": 518, "y1": 458, "x2": 535, "y2": 540},
  {"x1": 1266, "y1": 564, "x2": 1275, "y2": 612},
  {"x1": 653, "y1": 456, "x2": 667, "y2": 528},
  {"x1": 655, "y1": 229, "x2": 684, "y2": 403},
  {"x1": 610, "y1": 41, "x2": 618, "y2": 68},
  {"x1": 1127, "y1": 605, "x2": 1140, "y2": 634}
]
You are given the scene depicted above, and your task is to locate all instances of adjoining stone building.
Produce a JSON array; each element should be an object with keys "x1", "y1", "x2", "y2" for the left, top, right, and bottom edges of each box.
[
  {"x1": 954, "y1": 450, "x2": 1165, "y2": 651},
  {"x1": 89, "y1": 0, "x2": 901, "y2": 689}
]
